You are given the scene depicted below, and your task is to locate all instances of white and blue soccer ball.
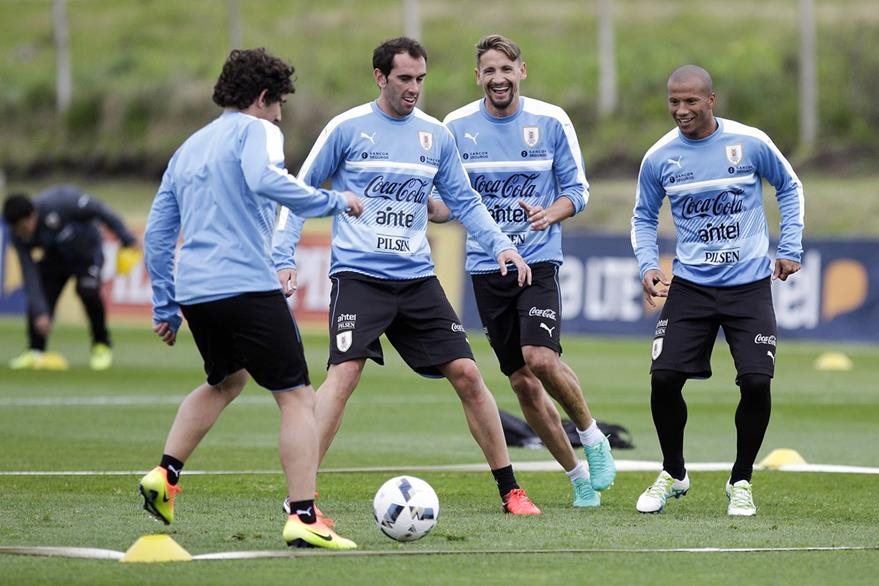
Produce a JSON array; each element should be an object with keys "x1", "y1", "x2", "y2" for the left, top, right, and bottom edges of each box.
[{"x1": 372, "y1": 475, "x2": 439, "y2": 542}]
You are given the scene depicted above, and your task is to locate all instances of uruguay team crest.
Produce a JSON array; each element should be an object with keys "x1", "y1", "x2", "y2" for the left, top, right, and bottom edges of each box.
[
  {"x1": 725, "y1": 143, "x2": 743, "y2": 165},
  {"x1": 652, "y1": 338, "x2": 663, "y2": 360},
  {"x1": 336, "y1": 331, "x2": 352, "y2": 352},
  {"x1": 523, "y1": 126, "x2": 539, "y2": 147},
  {"x1": 418, "y1": 131, "x2": 433, "y2": 150}
]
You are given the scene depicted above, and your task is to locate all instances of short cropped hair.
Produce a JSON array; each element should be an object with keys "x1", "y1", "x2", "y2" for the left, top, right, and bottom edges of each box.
[
  {"x1": 476, "y1": 34, "x2": 522, "y2": 64},
  {"x1": 372, "y1": 37, "x2": 428, "y2": 77},
  {"x1": 2, "y1": 193, "x2": 34, "y2": 225},
  {"x1": 212, "y1": 48, "x2": 295, "y2": 109}
]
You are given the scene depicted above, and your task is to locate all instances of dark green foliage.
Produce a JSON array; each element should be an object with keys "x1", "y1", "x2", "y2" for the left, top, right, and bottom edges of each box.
[{"x1": 0, "y1": 1, "x2": 877, "y2": 177}]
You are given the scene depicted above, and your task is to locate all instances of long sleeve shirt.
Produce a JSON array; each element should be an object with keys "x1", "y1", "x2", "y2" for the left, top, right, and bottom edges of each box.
[
  {"x1": 145, "y1": 111, "x2": 350, "y2": 329},
  {"x1": 272, "y1": 101, "x2": 513, "y2": 279},
  {"x1": 12, "y1": 185, "x2": 136, "y2": 316},
  {"x1": 631, "y1": 117, "x2": 805, "y2": 286},
  {"x1": 443, "y1": 96, "x2": 589, "y2": 273}
]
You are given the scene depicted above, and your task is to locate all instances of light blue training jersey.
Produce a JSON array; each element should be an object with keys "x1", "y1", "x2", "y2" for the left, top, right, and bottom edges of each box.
[
  {"x1": 443, "y1": 97, "x2": 589, "y2": 273},
  {"x1": 631, "y1": 117, "x2": 805, "y2": 287},
  {"x1": 145, "y1": 111, "x2": 350, "y2": 330},
  {"x1": 272, "y1": 101, "x2": 513, "y2": 279}
]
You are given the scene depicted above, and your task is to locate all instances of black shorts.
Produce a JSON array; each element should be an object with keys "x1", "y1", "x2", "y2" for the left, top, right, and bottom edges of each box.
[
  {"x1": 650, "y1": 277, "x2": 777, "y2": 380},
  {"x1": 181, "y1": 291, "x2": 309, "y2": 391},
  {"x1": 471, "y1": 262, "x2": 563, "y2": 376},
  {"x1": 327, "y1": 273, "x2": 473, "y2": 378}
]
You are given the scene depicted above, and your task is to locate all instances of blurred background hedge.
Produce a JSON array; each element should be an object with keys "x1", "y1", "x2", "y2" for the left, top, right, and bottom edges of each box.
[{"x1": 1, "y1": 0, "x2": 877, "y2": 179}]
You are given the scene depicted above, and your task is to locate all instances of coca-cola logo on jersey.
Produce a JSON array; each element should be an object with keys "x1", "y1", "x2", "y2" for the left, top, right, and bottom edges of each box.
[
  {"x1": 681, "y1": 187, "x2": 744, "y2": 219},
  {"x1": 364, "y1": 176, "x2": 429, "y2": 203},
  {"x1": 473, "y1": 173, "x2": 539, "y2": 199}
]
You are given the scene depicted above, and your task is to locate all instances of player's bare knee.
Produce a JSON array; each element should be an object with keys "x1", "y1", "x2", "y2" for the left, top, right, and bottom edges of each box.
[
  {"x1": 446, "y1": 361, "x2": 487, "y2": 400},
  {"x1": 522, "y1": 346, "x2": 557, "y2": 380},
  {"x1": 213, "y1": 369, "x2": 249, "y2": 399},
  {"x1": 509, "y1": 370, "x2": 543, "y2": 408}
]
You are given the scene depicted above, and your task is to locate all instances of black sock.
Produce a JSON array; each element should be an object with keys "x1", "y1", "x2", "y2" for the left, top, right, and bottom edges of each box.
[
  {"x1": 160, "y1": 454, "x2": 184, "y2": 485},
  {"x1": 491, "y1": 465, "x2": 519, "y2": 499},
  {"x1": 731, "y1": 374, "x2": 772, "y2": 483},
  {"x1": 651, "y1": 370, "x2": 689, "y2": 481},
  {"x1": 288, "y1": 499, "x2": 317, "y2": 524}
]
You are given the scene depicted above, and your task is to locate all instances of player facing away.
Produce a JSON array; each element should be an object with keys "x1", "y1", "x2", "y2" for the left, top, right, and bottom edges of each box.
[
  {"x1": 631, "y1": 65, "x2": 804, "y2": 516},
  {"x1": 272, "y1": 37, "x2": 542, "y2": 517},
  {"x1": 431, "y1": 34, "x2": 616, "y2": 508},
  {"x1": 139, "y1": 48, "x2": 364, "y2": 549},
  {"x1": 2, "y1": 186, "x2": 139, "y2": 371}
]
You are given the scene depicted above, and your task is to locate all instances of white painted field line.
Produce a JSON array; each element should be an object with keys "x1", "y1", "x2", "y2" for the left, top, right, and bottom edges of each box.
[
  {"x1": 0, "y1": 546, "x2": 123, "y2": 560},
  {"x1": 194, "y1": 545, "x2": 879, "y2": 558},
  {"x1": 0, "y1": 394, "x2": 445, "y2": 407},
  {"x1": 2, "y1": 545, "x2": 877, "y2": 561},
  {"x1": 2, "y1": 460, "x2": 878, "y2": 476}
]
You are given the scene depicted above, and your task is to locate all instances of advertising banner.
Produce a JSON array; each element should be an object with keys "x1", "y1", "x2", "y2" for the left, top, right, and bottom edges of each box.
[
  {"x1": 3, "y1": 225, "x2": 877, "y2": 342},
  {"x1": 460, "y1": 233, "x2": 879, "y2": 343}
]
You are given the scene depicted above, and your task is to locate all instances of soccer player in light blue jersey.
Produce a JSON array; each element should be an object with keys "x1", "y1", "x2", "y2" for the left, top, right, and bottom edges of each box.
[
  {"x1": 273, "y1": 37, "x2": 541, "y2": 516},
  {"x1": 433, "y1": 34, "x2": 616, "y2": 508},
  {"x1": 631, "y1": 65, "x2": 804, "y2": 517},
  {"x1": 140, "y1": 48, "x2": 362, "y2": 550}
]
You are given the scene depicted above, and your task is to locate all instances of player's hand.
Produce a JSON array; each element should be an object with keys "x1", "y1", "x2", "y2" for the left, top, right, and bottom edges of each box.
[
  {"x1": 641, "y1": 269, "x2": 670, "y2": 307},
  {"x1": 427, "y1": 196, "x2": 451, "y2": 223},
  {"x1": 153, "y1": 321, "x2": 177, "y2": 346},
  {"x1": 519, "y1": 200, "x2": 552, "y2": 231},
  {"x1": 497, "y1": 249, "x2": 532, "y2": 287},
  {"x1": 772, "y1": 258, "x2": 801, "y2": 281},
  {"x1": 343, "y1": 192, "x2": 364, "y2": 218},
  {"x1": 278, "y1": 267, "x2": 298, "y2": 297},
  {"x1": 33, "y1": 314, "x2": 52, "y2": 336}
]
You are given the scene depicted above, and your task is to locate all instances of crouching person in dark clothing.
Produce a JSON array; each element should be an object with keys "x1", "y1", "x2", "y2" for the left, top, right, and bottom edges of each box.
[{"x1": 2, "y1": 185, "x2": 139, "y2": 370}]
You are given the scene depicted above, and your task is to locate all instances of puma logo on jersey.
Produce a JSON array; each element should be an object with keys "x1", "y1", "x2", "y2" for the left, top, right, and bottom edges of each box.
[
  {"x1": 464, "y1": 131, "x2": 479, "y2": 144},
  {"x1": 767, "y1": 351, "x2": 775, "y2": 364},
  {"x1": 360, "y1": 131, "x2": 377, "y2": 144},
  {"x1": 539, "y1": 322, "x2": 555, "y2": 337},
  {"x1": 666, "y1": 156, "x2": 683, "y2": 169}
]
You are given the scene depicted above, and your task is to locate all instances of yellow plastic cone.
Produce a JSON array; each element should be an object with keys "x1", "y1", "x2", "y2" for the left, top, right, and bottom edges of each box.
[
  {"x1": 120, "y1": 535, "x2": 192, "y2": 563},
  {"x1": 814, "y1": 351, "x2": 853, "y2": 371},
  {"x1": 759, "y1": 448, "x2": 807, "y2": 470}
]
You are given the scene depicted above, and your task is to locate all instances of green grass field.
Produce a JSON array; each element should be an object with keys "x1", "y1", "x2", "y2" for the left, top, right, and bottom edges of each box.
[{"x1": 1, "y1": 317, "x2": 877, "y2": 584}]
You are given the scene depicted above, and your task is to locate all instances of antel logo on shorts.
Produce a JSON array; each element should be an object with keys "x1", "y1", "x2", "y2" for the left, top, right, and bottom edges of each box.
[
  {"x1": 337, "y1": 313, "x2": 356, "y2": 331},
  {"x1": 655, "y1": 318, "x2": 669, "y2": 337},
  {"x1": 754, "y1": 334, "x2": 776, "y2": 346},
  {"x1": 528, "y1": 307, "x2": 557, "y2": 321}
]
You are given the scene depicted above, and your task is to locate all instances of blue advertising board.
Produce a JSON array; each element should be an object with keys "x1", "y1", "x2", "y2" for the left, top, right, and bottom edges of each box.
[
  {"x1": 460, "y1": 233, "x2": 879, "y2": 343},
  {"x1": 0, "y1": 223, "x2": 26, "y2": 315}
]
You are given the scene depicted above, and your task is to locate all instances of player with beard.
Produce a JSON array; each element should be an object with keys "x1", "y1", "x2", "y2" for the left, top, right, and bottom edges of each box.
[
  {"x1": 631, "y1": 64, "x2": 804, "y2": 516},
  {"x1": 273, "y1": 37, "x2": 542, "y2": 518},
  {"x1": 431, "y1": 34, "x2": 616, "y2": 509}
]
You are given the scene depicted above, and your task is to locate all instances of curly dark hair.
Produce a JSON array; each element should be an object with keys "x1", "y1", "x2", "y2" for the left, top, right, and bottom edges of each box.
[
  {"x1": 212, "y1": 48, "x2": 295, "y2": 109},
  {"x1": 372, "y1": 37, "x2": 427, "y2": 77}
]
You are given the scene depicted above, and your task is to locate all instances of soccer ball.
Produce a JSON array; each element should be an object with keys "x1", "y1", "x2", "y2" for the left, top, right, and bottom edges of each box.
[{"x1": 372, "y1": 475, "x2": 439, "y2": 542}]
